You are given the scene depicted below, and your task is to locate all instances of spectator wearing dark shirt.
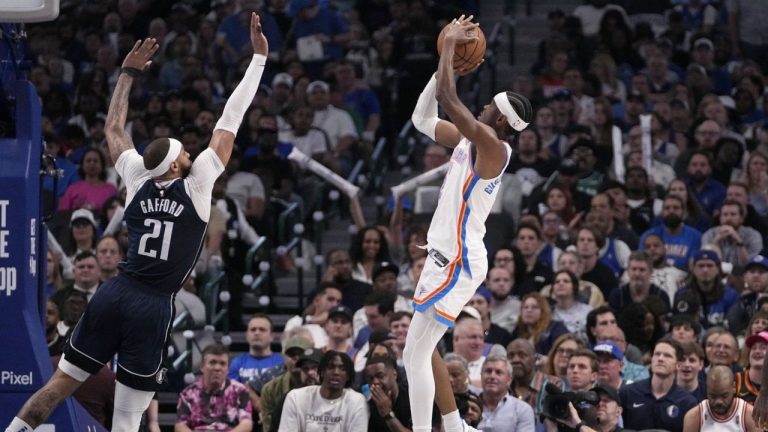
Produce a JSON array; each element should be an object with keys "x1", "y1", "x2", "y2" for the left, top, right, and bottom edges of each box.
[
  {"x1": 364, "y1": 353, "x2": 439, "y2": 430},
  {"x1": 676, "y1": 341, "x2": 707, "y2": 403},
  {"x1": 576, "y1": 227, "x2": 618, "y2": 298},
  {"x1": 609, "y1": 251, "x2": 670, "y2": 315},
  {"x1": 685, "y1": 150, "x2": 726, "y2": 216},
  {"x1": 619, "y1": 338, "x2": 697, "y2": 431},
  {"x1": 674, "y1": 249, "x2": 739, "y2": 330},
  {"x1": 515, "y1": 224, "x2": 554, "y2": 296}
]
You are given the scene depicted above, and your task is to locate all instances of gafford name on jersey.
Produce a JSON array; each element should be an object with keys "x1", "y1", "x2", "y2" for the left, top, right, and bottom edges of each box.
[{"x1": 139, "y1": 198, "x2": 185, "y2": 217}]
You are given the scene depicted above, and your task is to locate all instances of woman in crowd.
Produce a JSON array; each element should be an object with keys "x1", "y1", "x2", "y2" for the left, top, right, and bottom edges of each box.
[
  {"x1": 549, "y1": 270, "x2": 592, "y2": 342},
  {"x1": 543, "y1": 183, "x2": 576, "y2": 225},
  {"x1": 512, "y1": 292, "x2": 569, "y2": 356},
  {"x1": 542, "y1": 333, "x2": 586, "y2": 380},
  {"x1": 739, "y1": 311, "x2": 768, "y2": 367},
  {"x1": 619, "y1": 301, "x2": 664, "y2": 364},
  {"x1": 541, "y1": 252, "x2": 605, "y2": 308},
  {"x1": 64, "y1": 209, "x2": 99, "y2": 260},
  {"x1": 589, "y1": 53, "x2": 626, "y2": 103},
  {"x1": 58, "y1": 148, "x2": 118, "y2": 212},
  {"x1": 45, "y1": 250, "x2": 65, "y2": 298},
  {"x1": 349, "y1": 226, "x2": 391, "y2": 284},
  {"x1": 740, "y1": 151, "x2": 768, "y2": 216}
]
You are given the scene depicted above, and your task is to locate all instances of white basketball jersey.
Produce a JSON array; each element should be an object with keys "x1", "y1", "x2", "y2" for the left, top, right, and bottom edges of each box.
[
  {"x1": 426, "y1": 138, "x2": 512, "y2": 275},
  {"x1": 700, "y1": 398, "x2": 749, "y2": 432}
]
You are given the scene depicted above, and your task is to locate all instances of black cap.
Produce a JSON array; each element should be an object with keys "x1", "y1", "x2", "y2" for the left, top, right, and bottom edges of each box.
[
  {"x1": 328, "y1": 305, "x2": 353, "y2": 322},
  {"x1": 373, "y1": 261, "x2": 399, "y2": 280},
  {"x1": 674, "y1": 290, "x2": 702, "y2": 315},
  {"x1": 558, "y1": 158, "x2": 579, "y2": 176},
  {"x1": 567, "y1": 139, "x2": 596, "y2": 156},
  {"x1": 296, "y1": 348, "x2": 323, "y2": 367},
  {"x1": 369, "y1": 329, "x2": 397, "y2": 345},
  {"x1": 593, "y1": 384, "x2": 620, "y2": 403}
]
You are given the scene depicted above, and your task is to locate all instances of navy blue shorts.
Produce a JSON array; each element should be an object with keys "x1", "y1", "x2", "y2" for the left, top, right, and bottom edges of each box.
[{"x1": 63, "y1": 275, "x2": 174, "y2": 391}]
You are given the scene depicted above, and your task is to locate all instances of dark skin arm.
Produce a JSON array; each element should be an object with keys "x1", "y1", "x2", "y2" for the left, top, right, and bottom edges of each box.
[
  {"x1": 105, "y1": 38, "x2": 159, "y2": 164},
  {"x1": 435, "y1": 16, "x2": 506, "y2": 179}
]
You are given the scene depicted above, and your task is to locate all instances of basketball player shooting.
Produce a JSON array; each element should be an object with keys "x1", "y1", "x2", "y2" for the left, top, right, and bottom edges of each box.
[
  {"x1": 402, "y1": 15, "x2": 532, "y2": 432},
  {"x1": 5, "y1": 13, "x2": 268, "y2": 432}
]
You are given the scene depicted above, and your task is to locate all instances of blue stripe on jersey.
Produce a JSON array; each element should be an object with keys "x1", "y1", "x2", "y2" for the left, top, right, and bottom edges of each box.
[
  {"x1": 434, "y1": 312, "x2": 455, "y2": 327},
  {"x1": 460, "y1": 176, "x2": 480, "y2": 278},
  {"x1": 412, "y1": 264, "x2": 462, "y2": 312}
]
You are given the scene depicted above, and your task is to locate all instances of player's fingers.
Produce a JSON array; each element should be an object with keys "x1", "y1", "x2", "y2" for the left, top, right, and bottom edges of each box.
[
  {"x1": 130, "y1": 40, "x2": 142, "y2": 52},
  {"x1": 463, "y1": 14, "x2": 474, "y2": 23}
]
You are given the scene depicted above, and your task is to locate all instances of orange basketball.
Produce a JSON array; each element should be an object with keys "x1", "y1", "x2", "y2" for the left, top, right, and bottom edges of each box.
[{"x1": 437, "y1": 23, "x2": 486, "y2": 70}]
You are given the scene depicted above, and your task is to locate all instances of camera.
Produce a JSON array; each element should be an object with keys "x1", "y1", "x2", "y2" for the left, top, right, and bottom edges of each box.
[{"x1": 542, "y1": 383, "x2": 599, "y2": 421}]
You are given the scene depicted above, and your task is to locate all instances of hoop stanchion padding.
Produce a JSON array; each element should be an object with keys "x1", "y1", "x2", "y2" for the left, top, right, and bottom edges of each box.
[{"x1": 0, "y1": 81, "x2": 104, "y2": 431}]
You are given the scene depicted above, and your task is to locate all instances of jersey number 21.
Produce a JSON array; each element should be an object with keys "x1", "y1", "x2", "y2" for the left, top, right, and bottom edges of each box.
[{"x1": 138, "y1": 218, "x2": 174, "y2": 260}]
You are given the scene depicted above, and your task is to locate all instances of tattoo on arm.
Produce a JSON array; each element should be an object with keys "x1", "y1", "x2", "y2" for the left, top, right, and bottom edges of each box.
[{"x1": 105, "y1": 74, "x2": 136, "y2": 163}]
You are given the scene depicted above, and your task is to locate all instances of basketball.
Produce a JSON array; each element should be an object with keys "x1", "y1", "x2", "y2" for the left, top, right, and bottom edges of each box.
[{"x1": 437, "y1": 23, "x2": 486, "y2": 70}]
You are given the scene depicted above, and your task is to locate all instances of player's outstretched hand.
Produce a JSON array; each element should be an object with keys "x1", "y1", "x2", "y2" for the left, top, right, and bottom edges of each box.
[
  {"x1": 250, "y1": 12, "x2": 269, "y2": 56},
  {"x1": 444, "y1": 14, "x2": 480, "y2": 45},
  {"x1": 122, "y1": 38, "x2": 160, "y2": 72}
]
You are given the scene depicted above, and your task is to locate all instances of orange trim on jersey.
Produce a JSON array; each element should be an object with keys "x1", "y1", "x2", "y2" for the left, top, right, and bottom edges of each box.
[
  {"x1": 453, "y1": 171, "x2": 475, "y2": 261},
  {"x1": 435, "y1": 308, "x2": 456, "y2": 322},
  {"x1": 414, "y1": 163, "x2": 476, "y2": 306},
  {"x1": 413, "y1": 261, "x2": 459, "y2": 305}
]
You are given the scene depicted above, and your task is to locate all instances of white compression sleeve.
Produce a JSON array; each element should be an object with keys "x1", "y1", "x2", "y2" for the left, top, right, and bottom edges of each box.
[
  {"x1": 410, "y1": 74, "x2": 440, "y2": 141},
  {"x1": 402, "y1": 311, "x2": 449, "y2": 431},
  {"x1": 112, "y1": 382, "x2": 155, "y2": 432},
  {"x1": 215, "y1": 54, "x2": 267, "y2": 134}
]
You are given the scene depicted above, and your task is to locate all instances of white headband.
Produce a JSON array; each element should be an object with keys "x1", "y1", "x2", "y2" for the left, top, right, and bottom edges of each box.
[
  {"x1": 148, "y1": 138, "x2": 182, "y2": 177},
  {"x1": 493, "y1": 92, "x2": 529, "y2": 132}
]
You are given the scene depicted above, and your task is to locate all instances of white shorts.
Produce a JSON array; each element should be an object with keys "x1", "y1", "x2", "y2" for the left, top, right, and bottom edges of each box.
[{"x1": 412, "y1": 250, "x2": 487, "y2": 326}]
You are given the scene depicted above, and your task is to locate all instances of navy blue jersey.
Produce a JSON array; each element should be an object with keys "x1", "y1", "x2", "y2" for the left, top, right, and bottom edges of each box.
[{"x1": 115, "y1": 148, "x2": 224, "y2": 295}]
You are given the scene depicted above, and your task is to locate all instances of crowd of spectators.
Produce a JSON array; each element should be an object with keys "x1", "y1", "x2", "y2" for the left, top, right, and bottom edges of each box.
[{"x1": 20, "y1": 0, "x2": 768, "y2": 430}]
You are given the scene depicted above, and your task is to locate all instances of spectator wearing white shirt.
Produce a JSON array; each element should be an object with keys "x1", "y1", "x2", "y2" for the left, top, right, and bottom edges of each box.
[
  {"x1": 278, "y1": 351, "x2": 369, "y2": 432},
  {"x1": 278, "y1": 104, "x2": 336, "y2": 171},
  {"x1": 307, "y1": 80, "x2": 358, "y2": 167},
  {"x1": 284, "y1": 283, "x2": 343, "y2": 348},
  {"x1": 225, "y1": 149, "x2": 266, "y2": 223}
]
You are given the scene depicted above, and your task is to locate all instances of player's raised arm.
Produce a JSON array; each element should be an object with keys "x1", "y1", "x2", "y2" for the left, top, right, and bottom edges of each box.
[
  {"x1": 105, "y1": 38, "x2": 159, "y2": 164},
  {"x1": 435, "y1": 17, "x2": 507, "y2": 177},
  {"x1": 208, "y1": 12, "x2": 268, "y2": 167}
]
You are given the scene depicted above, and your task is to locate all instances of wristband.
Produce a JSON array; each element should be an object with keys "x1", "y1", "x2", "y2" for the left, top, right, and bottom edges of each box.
[
  {"x1": 120, "y1": 67, "x2": 142, "y2": 77},
  {"x1": 574, "y1": 422, "x2": 584, "y2": 431}
]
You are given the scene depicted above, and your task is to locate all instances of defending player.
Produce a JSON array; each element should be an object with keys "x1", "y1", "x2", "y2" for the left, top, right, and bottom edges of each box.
[
  {"x1": 5, "y1": 13, "x2": 268, "y2": 432},
  {"x1": 402, "y1": 15, "x2": 533, "y2": 432}
]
